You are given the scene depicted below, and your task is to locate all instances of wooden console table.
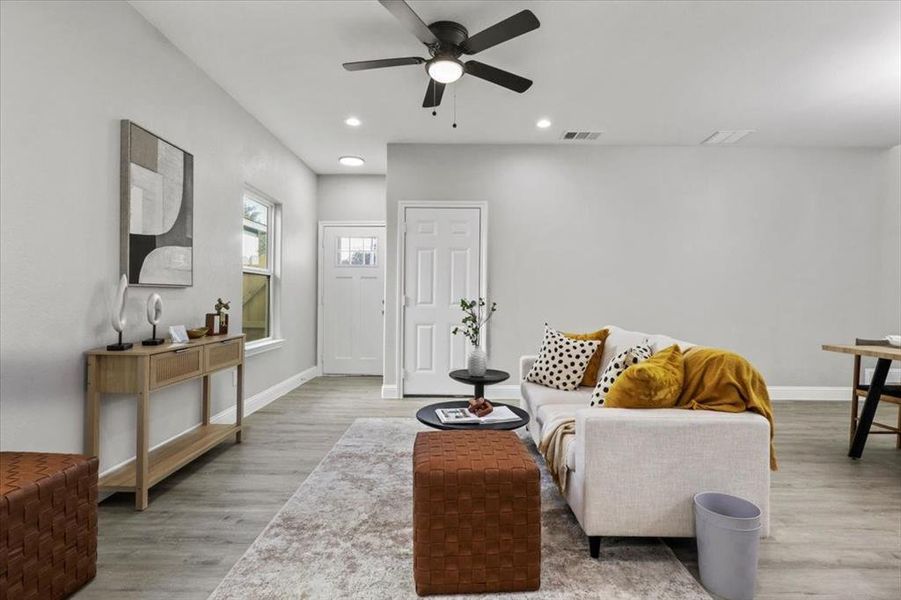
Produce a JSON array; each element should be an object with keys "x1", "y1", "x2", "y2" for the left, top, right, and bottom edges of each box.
[
  {"x1": 85, "y1": 334, "x2": 245, "y2": 510},
  {"x1": 822, "y1": 343, "x2": 901, "y2": 459}
]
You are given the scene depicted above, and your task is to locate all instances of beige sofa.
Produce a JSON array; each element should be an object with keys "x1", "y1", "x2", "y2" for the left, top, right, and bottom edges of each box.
[{"x1": 519, "y1": 325, "x2": 770, "y2": 557}]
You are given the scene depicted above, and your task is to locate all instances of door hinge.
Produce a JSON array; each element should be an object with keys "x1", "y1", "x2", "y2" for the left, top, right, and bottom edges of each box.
[
  {"x1": 401, "y1": 221, "x2": 407, "y2": 234},
  {"x1": 403, "y1": 295, "x2": 411, "y2": 307}
]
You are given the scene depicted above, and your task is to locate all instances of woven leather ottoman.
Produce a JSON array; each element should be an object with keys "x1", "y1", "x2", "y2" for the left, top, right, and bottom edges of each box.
[
  {"x1": 413, "y1": 430, "x2": 540, "y2": 595},
  {"x1": 0, "y1": 452, "x2": 98, "y2": 600}
]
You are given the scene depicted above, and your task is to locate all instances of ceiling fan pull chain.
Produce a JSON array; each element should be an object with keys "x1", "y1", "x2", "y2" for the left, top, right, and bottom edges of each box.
[
  {"x1": 431, "y1": 79, "x2": 437, "y2": 117},
  {"x1": 452, "y1": 86, "x2": 457, "y2": 129}
]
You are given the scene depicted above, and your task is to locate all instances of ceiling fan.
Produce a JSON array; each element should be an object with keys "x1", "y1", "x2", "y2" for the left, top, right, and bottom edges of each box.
[{"x1": 343, "y1": 0, "x2": 540, "y2": 108}]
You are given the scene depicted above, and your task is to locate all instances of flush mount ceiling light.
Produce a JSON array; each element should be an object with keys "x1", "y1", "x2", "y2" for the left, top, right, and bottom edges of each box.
[
  {"x1": 427, "y1": 56, "x2": 464, "y2": 84},
  {"x1": 701, "y1": 130, "x2": 756, "y2": 145},
  {"x1": 536, "y1": 118, "x2": 552, "y2": 129},
  {"x1": 344, "y1": 116, "x2": 362, "y2": 127},
  {"x1": 338, "y1": 156, "x2": 365, "y2": 167}
]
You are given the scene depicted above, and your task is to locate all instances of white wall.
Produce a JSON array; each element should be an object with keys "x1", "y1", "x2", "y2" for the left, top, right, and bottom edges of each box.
[
  {"x1": 317, "y1": 175, "x2": 386, "y2": 222},
  {"x1": 385, "y1": 144, "x2": 901, "y2": 390},
  {"x1": 0, "y1": 0, "x2": 318, "y2": 470},
  {"x1": 881, "y1": 146, "x2": 901, "y2": 323}
]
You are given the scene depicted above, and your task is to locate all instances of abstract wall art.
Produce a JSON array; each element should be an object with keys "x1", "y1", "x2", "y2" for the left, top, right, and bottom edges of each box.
[{"x1": 120, "y1": 120, "x2": 193, "y2": 286}]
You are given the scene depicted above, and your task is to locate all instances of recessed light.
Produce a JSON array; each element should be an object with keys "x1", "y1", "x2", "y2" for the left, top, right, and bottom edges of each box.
[
  {"x1": 536, "y1": 118, "x2": 552, "y2": 129},
  {"x1": 338, "y1": 156, "x2": 365, "y2": 167},
  {"x1": 345, "y1": 116, "x2": 361, "y2": 127}
]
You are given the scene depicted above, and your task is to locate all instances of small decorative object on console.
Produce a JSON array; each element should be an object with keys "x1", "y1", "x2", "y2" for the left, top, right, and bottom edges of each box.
[
  {"x1": 206, "y1": 298, "x2": 230, "y2": 335},
  {"x1": 107, "y1": 274, "x2": 132, "y2": 351},
  {"x1": 451, "y1": 297, "x2": 497, "y2": 376},
  {"x1": 169, "y1": 324, "x2": 189, "y2": 343},
  {"x1": 142, "y1": 293, "x2": 165, "y2": 346},
  {"x1": 187, "y1": 327, "x2": 208, "y2": 339}
]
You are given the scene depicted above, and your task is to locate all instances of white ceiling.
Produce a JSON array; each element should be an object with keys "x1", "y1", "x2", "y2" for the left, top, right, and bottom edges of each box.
[{"x1": 130, "y1": 0, "x2": 901, "y2": 174}]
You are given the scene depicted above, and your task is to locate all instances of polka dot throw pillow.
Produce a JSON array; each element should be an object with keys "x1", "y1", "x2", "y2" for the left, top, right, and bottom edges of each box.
[
  {"x1": 526, "y1": 325, "x2": 602, "y2": 392},
  {"x1": 590, "y1": 342, "x2": 653, "y2": 406}
]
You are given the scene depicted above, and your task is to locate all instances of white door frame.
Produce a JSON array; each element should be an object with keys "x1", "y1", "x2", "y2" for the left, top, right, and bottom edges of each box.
[
  {"x1": 317, "y1": 220, "x2": 387, "y2": 374},
  {"x1": 395, "y1": 202, "x2": 489, "y2": 397}
]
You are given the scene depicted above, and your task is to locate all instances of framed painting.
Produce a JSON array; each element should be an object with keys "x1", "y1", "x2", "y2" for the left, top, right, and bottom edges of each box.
[{"x1": 120, "y1": 120, "x2": 193, "y2": 287}]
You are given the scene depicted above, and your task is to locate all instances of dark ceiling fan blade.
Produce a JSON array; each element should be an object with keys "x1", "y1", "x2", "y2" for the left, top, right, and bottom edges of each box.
[
  {"x1": 423, "y1": 80, "x2": 445, "y2": 107},
  {"x1": 379, "y1": 0, "x2": 440, "y2": 46},
  {"x1": 464, "y1": 61, "x2": 532, "y2": 93},
  {"x1": 343, "y1": 57, "x2": 425, "y2": 71},
  {"x1": 461, "y1": 10, "x2": 540, "y2": 55}
]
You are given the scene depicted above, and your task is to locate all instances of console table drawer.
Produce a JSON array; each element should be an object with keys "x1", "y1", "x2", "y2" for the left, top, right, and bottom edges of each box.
[
  {"x1": 150, "y1": 347, "x2": 203, "y2": 389},
  {"x1": 205, "y1": 338, "x2": 243, "y2": 372}
]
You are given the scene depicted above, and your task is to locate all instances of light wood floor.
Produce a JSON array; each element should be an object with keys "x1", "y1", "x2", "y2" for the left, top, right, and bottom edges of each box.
[{"x1": 76, "y1": 376, "x2": 900, "y2": 600}]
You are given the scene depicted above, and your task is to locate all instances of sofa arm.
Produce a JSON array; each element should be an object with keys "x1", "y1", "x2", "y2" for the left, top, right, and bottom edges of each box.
[
  {"x1": 573, "y1": 407, "x2": 770, "y2": 538},
  {"x1": 519, "y1": 355, "x2": 538, "y2": 382}
]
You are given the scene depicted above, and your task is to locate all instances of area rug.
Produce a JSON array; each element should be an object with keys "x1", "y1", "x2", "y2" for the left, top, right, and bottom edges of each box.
[{"x1": 209, "y1": 418, "x2": 709, "y2": 599}]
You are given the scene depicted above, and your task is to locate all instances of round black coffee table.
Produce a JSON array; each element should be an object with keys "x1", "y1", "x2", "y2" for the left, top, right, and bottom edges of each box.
[
  {"x1": 416, "y1": 400, "x2": 530, "y2": 431},
  {"x1": 448, "y1": 369, "x2": 510, "y2": 399}
]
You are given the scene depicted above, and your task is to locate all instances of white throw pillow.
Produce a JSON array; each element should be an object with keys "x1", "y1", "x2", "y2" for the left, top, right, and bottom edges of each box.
[
  {"x1": 526, "y1": 325, "x2": 601, "y2": 392},
  {"x1": 590, "y1": 342, "x2": 653, "y2": 406}
]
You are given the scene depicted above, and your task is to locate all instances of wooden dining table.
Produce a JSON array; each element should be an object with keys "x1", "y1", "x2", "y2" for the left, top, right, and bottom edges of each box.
[{"x1": 822, "y1": 343, "x2": 901, "y2": 459}]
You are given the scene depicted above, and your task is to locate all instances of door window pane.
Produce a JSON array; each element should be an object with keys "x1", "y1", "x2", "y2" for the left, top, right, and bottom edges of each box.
[
  {"x1": 336, "y1": 236, "x2": 377, "y2": 266},
  {"x1": 242, "y1": 272, "x2": 270, "y2": 342}
]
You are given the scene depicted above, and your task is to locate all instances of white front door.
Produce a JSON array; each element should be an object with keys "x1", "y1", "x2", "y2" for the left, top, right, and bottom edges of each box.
[
  {"x1": 403, "y1": 206, "x2": 482, "y2": 395},
  {"x1": 321, "y1": 224, "x2": 386, "y2": 375}
]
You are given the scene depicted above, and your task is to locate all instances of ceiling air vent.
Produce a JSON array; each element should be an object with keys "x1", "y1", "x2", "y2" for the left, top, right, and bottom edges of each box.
[
  {"x1": 701, "y1": 130, "x2": 756, "y2": 145},
  {"x1": 560, "y1": 130, "x2": 603, "y2": 141}
]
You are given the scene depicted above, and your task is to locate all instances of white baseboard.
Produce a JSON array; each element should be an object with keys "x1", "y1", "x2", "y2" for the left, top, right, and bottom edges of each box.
[
  {"x1": 99, "y1": 365, "x2": 320, "y2": 481},
  {"x1": 385, "y1": 382, "x2": 852, "y2": 402},
  {"x1": 212, "y1": 364, "x2": 320, "y2": 424}
]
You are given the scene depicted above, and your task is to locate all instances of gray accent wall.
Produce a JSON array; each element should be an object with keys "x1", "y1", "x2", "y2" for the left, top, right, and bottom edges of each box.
[
  {"x1": 0, "y1": 1, "x2": 318, "y2": 469},
  {"x1": 385, "y1": 144, "x2": 901, "y2": 389}
]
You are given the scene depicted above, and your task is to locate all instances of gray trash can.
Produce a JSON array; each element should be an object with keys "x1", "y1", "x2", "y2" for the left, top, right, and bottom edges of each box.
[{"x1": 693, "y1": 492, "x2": 762, "y2": 600}]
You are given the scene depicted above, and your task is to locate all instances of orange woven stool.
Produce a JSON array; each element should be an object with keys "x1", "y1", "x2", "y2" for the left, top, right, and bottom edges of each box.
[
  {"x1": 0, "y1": 452, "x2": 98, "y2": 600},
  {"x1": 412, "y1": 430, "x2": 540, "y2": 595}
]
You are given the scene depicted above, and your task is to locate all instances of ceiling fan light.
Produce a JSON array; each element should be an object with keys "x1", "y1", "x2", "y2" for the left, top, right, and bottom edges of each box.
[{"x1": 427, "y1": 58, "x2": 464, "y2": 84}]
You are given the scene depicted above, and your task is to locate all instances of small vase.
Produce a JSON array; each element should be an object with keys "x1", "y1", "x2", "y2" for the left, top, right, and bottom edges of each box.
[{"x1": 467, "y1": 347, "x2": 488, "y2": 377}]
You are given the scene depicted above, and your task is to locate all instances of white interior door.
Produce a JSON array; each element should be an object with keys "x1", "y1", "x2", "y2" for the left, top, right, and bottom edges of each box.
[
  {"x1": 321, "y1": 225, "x2": 385, "y2": 375},
  {"x1": 403, "y1": 206, "x2": 482, "y2": 395}
]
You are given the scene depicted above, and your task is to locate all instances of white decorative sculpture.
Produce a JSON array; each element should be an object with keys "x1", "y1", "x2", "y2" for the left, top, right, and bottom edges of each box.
[
  {"x1": 107, "y1": 274, "x2": 133, "y2": 350},
  {"x1": 142, "y1": 293, "x2": 164, "y2": 346}
]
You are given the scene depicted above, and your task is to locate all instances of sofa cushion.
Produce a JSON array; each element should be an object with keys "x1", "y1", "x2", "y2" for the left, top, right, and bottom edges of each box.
[
  {"x1": 526, "y1": 325, "x2": 601, "y2": 391},
  {"x1": 601, "y1": 325, "x2": 696, "y2": 373},
  {"x1": 536, "y1": 403, "x2": 584, "y2": 438},
  {"x1": 605, "y1": 344, "x2": 685, "y2": 408},
  {"x1": 590, "y1": 342, "x2": 652, "y2": 406},
  {"x1": 521, "y1": 381, "x2": 592, "y2": 417}
]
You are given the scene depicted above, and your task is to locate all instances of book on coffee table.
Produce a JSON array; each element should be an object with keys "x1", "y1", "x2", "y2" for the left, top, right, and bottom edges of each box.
[{"x1": 436, "y1": 405, "x2": 520, "y2": 425}]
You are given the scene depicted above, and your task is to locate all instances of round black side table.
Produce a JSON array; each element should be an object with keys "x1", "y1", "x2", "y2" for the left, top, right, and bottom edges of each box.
[
  {"x1": 448, "y1": 369, "x2": 510, "y2": 399},
  {"x1": 416, "y1": 400, "x2": 530, "y2": 431}
]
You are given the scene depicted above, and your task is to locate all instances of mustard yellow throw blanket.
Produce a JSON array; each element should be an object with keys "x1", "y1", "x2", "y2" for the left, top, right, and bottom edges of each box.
[{"x1": 678, "y1": 346, "x2": 778, "y2": 470}]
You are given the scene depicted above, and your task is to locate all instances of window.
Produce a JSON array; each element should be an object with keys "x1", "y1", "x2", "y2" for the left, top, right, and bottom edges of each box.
[
  {"x1": 336, "y1": 236, "x2": 378, "y2": 266},
  {"x1": 242, "y1": 192, "x2": 278, "y2": 344}
]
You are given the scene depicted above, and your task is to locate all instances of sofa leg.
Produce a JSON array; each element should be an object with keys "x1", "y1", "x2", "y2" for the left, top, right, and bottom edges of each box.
[{"x1": 589, "y1": 536, "x2": 601, "y2": 559}]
